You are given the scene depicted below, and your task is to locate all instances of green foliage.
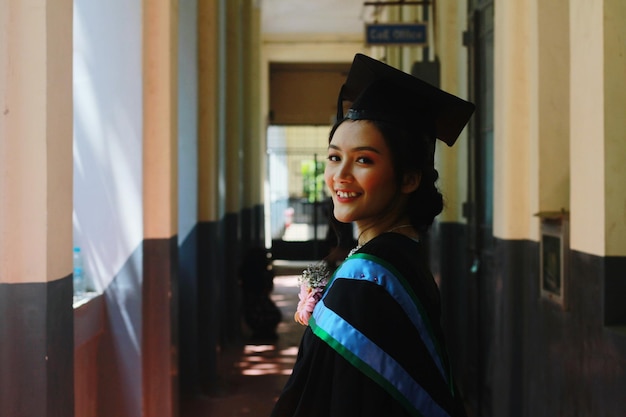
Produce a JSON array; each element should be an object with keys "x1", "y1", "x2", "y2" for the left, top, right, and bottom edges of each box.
[{"x1": 301, "y1": 159, "x2": 326, "y2": 203}]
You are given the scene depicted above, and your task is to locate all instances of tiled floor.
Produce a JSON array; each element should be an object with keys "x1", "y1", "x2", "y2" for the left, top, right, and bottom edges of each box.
[{"x1": 180, "y1": 274, "x2": 305, "y2": 417}]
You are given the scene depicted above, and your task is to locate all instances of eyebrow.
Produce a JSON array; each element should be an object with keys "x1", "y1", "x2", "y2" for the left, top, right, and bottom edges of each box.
[{"x1": 328, "y1": 144, "x2": 382, "y2": 154}]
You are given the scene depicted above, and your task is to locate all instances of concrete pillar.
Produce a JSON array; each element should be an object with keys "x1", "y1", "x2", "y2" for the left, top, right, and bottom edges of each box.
[
  {"x1": 243, "y1": 1, "x2": 262, "y2": 209},
  {"x1": 198, "y1": 0, "x2": 220, "y2": 223},
  {"x1": 537, "y1": 0, "x2": 570, "y2": 213},
  {"x1": 493, "y1": 0, "x2": 535, "y2": 239},
  {"x1": 225, "y1": 0, "x2": 243, "y2": 216},
  {"x1": 222, "y1": 0, "x2": 244, "y2": 346},
  {"x1": 570, "y1": 0, "x2": 604, "y2": 256},
  {"x1": 0, "y1": 0, "x2": 74, "y2": 416},
  {"x1": 434, "y1": 0, "x2": 470, "y2": 223},
  {"x1": 240, "y1": 1, "x2": 263, "y2": 245},
  {"x1": 570, "y1": 0, "x2": 626, "y2": 257},
  {"x1": 142, "y1": 0, "x2": 179, "y2": 416},
  {"x1": 197, "y1": 0, "x2": 221, "y2": 393},
  {"x1": 600, "y1": 0, "x2": 626, "y2": 257}
]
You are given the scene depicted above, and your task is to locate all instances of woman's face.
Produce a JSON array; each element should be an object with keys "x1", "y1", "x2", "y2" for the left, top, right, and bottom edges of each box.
[{"x1": 325, "y1": 120, "x2": 406, "y2": 232}]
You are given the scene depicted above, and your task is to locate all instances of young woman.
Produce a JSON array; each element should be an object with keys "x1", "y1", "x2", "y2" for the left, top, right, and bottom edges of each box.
[{"x1": 271, "y1": 54, "x2": 474, "y2": 417}]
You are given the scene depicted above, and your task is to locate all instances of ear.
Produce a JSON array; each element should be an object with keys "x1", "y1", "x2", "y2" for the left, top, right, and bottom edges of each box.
[{"x1": 401, "y1": 172, "x2": 421, "y2": 194}]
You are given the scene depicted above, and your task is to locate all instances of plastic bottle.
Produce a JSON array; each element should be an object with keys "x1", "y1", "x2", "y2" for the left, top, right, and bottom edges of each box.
[{"x1": 73, "y1": 247, "x2": 85, "y2": 295}]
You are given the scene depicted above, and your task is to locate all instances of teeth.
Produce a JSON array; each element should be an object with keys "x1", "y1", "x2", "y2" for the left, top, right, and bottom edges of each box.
[{"x1": 337, "y1": 190, "x2": 358, "y2": 198}]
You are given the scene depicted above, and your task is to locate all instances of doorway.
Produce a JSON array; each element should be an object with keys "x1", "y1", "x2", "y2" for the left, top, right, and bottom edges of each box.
[
  {"x1": 266, "y1": 62, "x2": 350, "y2": 260},
  {"x1": 265, "y1": 125, "x2": 333, "y2": 260}
]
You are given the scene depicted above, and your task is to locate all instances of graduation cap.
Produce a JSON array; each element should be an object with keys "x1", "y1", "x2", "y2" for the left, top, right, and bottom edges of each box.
[{"x1": 337, "y1": 53, "x2": 475, "y2": 147}]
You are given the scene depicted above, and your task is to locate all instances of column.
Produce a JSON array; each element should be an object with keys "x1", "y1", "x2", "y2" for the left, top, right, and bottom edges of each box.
[
  {"x1": 143, "y1": 0, "x2": 179, "y2": 415},
  {"x1": 0, "y1": 0, "x2": 74, "y2": 416},
  {"x1": 493, "y1": 0, "x2": 534, "y2": 239}
]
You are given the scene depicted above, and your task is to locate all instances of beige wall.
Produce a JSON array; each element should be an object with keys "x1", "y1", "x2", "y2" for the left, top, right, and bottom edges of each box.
[
  {"x1": 0, "y1": 0, "x2": 73, "y2": 283},
  {"x1": 143, "y1": 0, "x2": 179, "y2": 239},
  {"x1": 492, "y1": 0, "x2": 626, "y2": 257},
  {"x1": 538, "y1": 0, "x2": 570, "y2": 214},
  {"x1": 570, "y1": 0, "x2": 626, "y2": 257},
  {"x1": 570, "y1": 0, "x2": 605, "y2": 256},
  {"x1": 603, "y1": 0, "x2": 626, "y2": 257},
  {"x1": 493, "y1": 0, "x2": 536, "y2": 241}
]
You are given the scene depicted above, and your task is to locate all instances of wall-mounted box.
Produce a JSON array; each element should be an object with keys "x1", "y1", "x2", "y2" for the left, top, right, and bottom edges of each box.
[{"x1": 536, "y1": 211, "x2": 570, "y2": 309}]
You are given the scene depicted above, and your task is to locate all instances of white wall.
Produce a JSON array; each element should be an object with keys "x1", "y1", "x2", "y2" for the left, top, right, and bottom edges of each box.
[{"x1": 73, "y1": 0, "x2": 143, "y2": 291}]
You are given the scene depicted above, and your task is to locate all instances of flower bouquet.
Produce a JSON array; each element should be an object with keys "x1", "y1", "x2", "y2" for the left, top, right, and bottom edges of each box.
[{"x1": 294, "y1": 262, "x2": 330, "y2": 326}]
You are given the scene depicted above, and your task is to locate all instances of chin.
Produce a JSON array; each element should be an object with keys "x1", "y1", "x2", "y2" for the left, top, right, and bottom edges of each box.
[{"x1": 333, "y1": 213, "x2": 356, "y2": 224}]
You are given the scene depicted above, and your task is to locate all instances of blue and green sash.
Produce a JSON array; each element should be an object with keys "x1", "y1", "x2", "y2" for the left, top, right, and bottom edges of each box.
[{"x1": 309, "y1": 253, "x2": 454, "y2": 417}]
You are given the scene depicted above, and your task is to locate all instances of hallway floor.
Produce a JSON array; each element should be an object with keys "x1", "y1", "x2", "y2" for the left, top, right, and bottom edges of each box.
[{"x1": 181, "y1": 271, "x2": 306, "y2": 417}]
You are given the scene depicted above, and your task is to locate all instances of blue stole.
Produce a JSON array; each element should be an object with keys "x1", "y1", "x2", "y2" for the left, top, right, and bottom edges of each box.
[{"x1": 309, "y1": 253, "x2": 454, "y2": 417}]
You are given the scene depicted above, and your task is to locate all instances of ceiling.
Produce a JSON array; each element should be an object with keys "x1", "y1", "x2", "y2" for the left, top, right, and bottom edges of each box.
[{"x1": 261, "y1": 0, "x2": 369, "y2": 34}]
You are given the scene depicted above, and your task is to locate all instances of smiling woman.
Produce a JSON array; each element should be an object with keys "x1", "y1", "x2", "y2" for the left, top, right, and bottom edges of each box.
[
  {"x1": 271, "y1": 53, "x2": 474, "y2": 417},
  {"x1": 325, "y1": 120, "x2": 403, "y2": 236}
]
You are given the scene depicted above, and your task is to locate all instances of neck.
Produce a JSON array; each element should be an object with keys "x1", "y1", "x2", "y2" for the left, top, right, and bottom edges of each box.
[
  {"x1": 356, "y1": 220, "x2": 417, "y2": 247},
  {"x1": 387, "y1": 224, "x2": 413, "y2": 233}
]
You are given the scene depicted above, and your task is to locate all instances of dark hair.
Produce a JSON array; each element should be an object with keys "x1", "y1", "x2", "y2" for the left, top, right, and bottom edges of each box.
[{"x1": 328, "y1": 118, "x2": 444, "y2": 233}]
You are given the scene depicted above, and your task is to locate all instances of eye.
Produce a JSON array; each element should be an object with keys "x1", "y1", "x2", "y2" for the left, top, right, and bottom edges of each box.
[
  {"x1": 356, "y1": 156, "x2": 373, "y2": 164},
  {"x1": 327, "y1": 154, "x2": 341, "y2": 162}
]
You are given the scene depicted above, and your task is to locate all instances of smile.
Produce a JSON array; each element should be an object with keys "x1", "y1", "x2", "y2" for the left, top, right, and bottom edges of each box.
[{"x1": 336, "y1": 190, "x2": 360, "y2": 198}]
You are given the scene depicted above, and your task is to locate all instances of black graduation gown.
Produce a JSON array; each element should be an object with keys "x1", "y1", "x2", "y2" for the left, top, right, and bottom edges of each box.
[{"x1": 271, "y1": 233, "x2": 467, "y2": 417}]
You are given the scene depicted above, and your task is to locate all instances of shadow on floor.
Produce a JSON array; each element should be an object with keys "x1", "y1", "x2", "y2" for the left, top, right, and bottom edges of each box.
[{"x1": 180, "y1": 275, "x2": 305, "y2": 417}]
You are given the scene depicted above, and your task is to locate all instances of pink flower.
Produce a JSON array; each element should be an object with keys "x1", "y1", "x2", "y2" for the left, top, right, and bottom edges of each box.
[
  {"x1": 294, "y1": 284, "x2": 325, "y2": 326},
  {"x1": 294, "y1": 262, "x2": 330, "y2": 326}
]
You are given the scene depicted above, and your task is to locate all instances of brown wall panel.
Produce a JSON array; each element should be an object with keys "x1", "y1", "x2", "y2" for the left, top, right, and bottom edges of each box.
[{"x1": 270, "y1": 63, "x2": 350, "y2": 125}]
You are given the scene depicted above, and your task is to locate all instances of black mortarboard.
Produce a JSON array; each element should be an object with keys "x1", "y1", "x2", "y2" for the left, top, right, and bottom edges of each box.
[{"x1": 337, "y1": 53, "x2": 475, "y2": 146}]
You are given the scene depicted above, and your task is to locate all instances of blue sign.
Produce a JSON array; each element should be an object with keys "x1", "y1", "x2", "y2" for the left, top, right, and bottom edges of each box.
[{"x1": 366, "y1": 23, "x2": 427, "y2": 46}]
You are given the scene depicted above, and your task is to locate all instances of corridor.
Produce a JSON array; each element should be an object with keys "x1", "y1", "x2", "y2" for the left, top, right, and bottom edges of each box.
[{"x1": 181, "y1": 268, "x2": 306, "y2": 417}]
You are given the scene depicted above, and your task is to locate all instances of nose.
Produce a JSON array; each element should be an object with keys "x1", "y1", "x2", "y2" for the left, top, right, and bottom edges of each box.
[
  {"x1": 333, "y1": 160, "x2": 352, "y2": 182},
  {"x1": 325, "y1": 160, "x2": 351, "y2": 189}
]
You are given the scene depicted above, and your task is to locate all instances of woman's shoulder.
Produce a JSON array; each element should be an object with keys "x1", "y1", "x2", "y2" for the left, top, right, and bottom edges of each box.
[
  {"x1": 359, "y1": 232, "x2": 440, "y2": 311},
  {"x1": 361, "y1": 233, "x2": 423, "y2": 264}
]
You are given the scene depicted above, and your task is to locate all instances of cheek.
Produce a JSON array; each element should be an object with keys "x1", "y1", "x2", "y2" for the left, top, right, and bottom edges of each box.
[
  {"x1": 324, "y1": 168, "x2": 333, "y2": 189},
  {"x1": 361, "y1": 170, "x2": 395, "y2": 194}
]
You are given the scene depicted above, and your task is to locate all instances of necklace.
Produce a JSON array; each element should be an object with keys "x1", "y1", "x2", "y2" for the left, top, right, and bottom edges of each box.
[
  {"x1": 386, "y1": 224, "x2": 413, "y2": 233},
  {"x1": 346, "y1": 245, "x2": 362, "y2": 258},
  {"x1": 347, "y1": 224, "x2": 414, "y2": 258}
]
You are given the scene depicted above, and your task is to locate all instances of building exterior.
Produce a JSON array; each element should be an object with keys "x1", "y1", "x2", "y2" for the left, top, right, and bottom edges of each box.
[{"x1": 1, "y1": 1, "x2": 625, "y2": 416}]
